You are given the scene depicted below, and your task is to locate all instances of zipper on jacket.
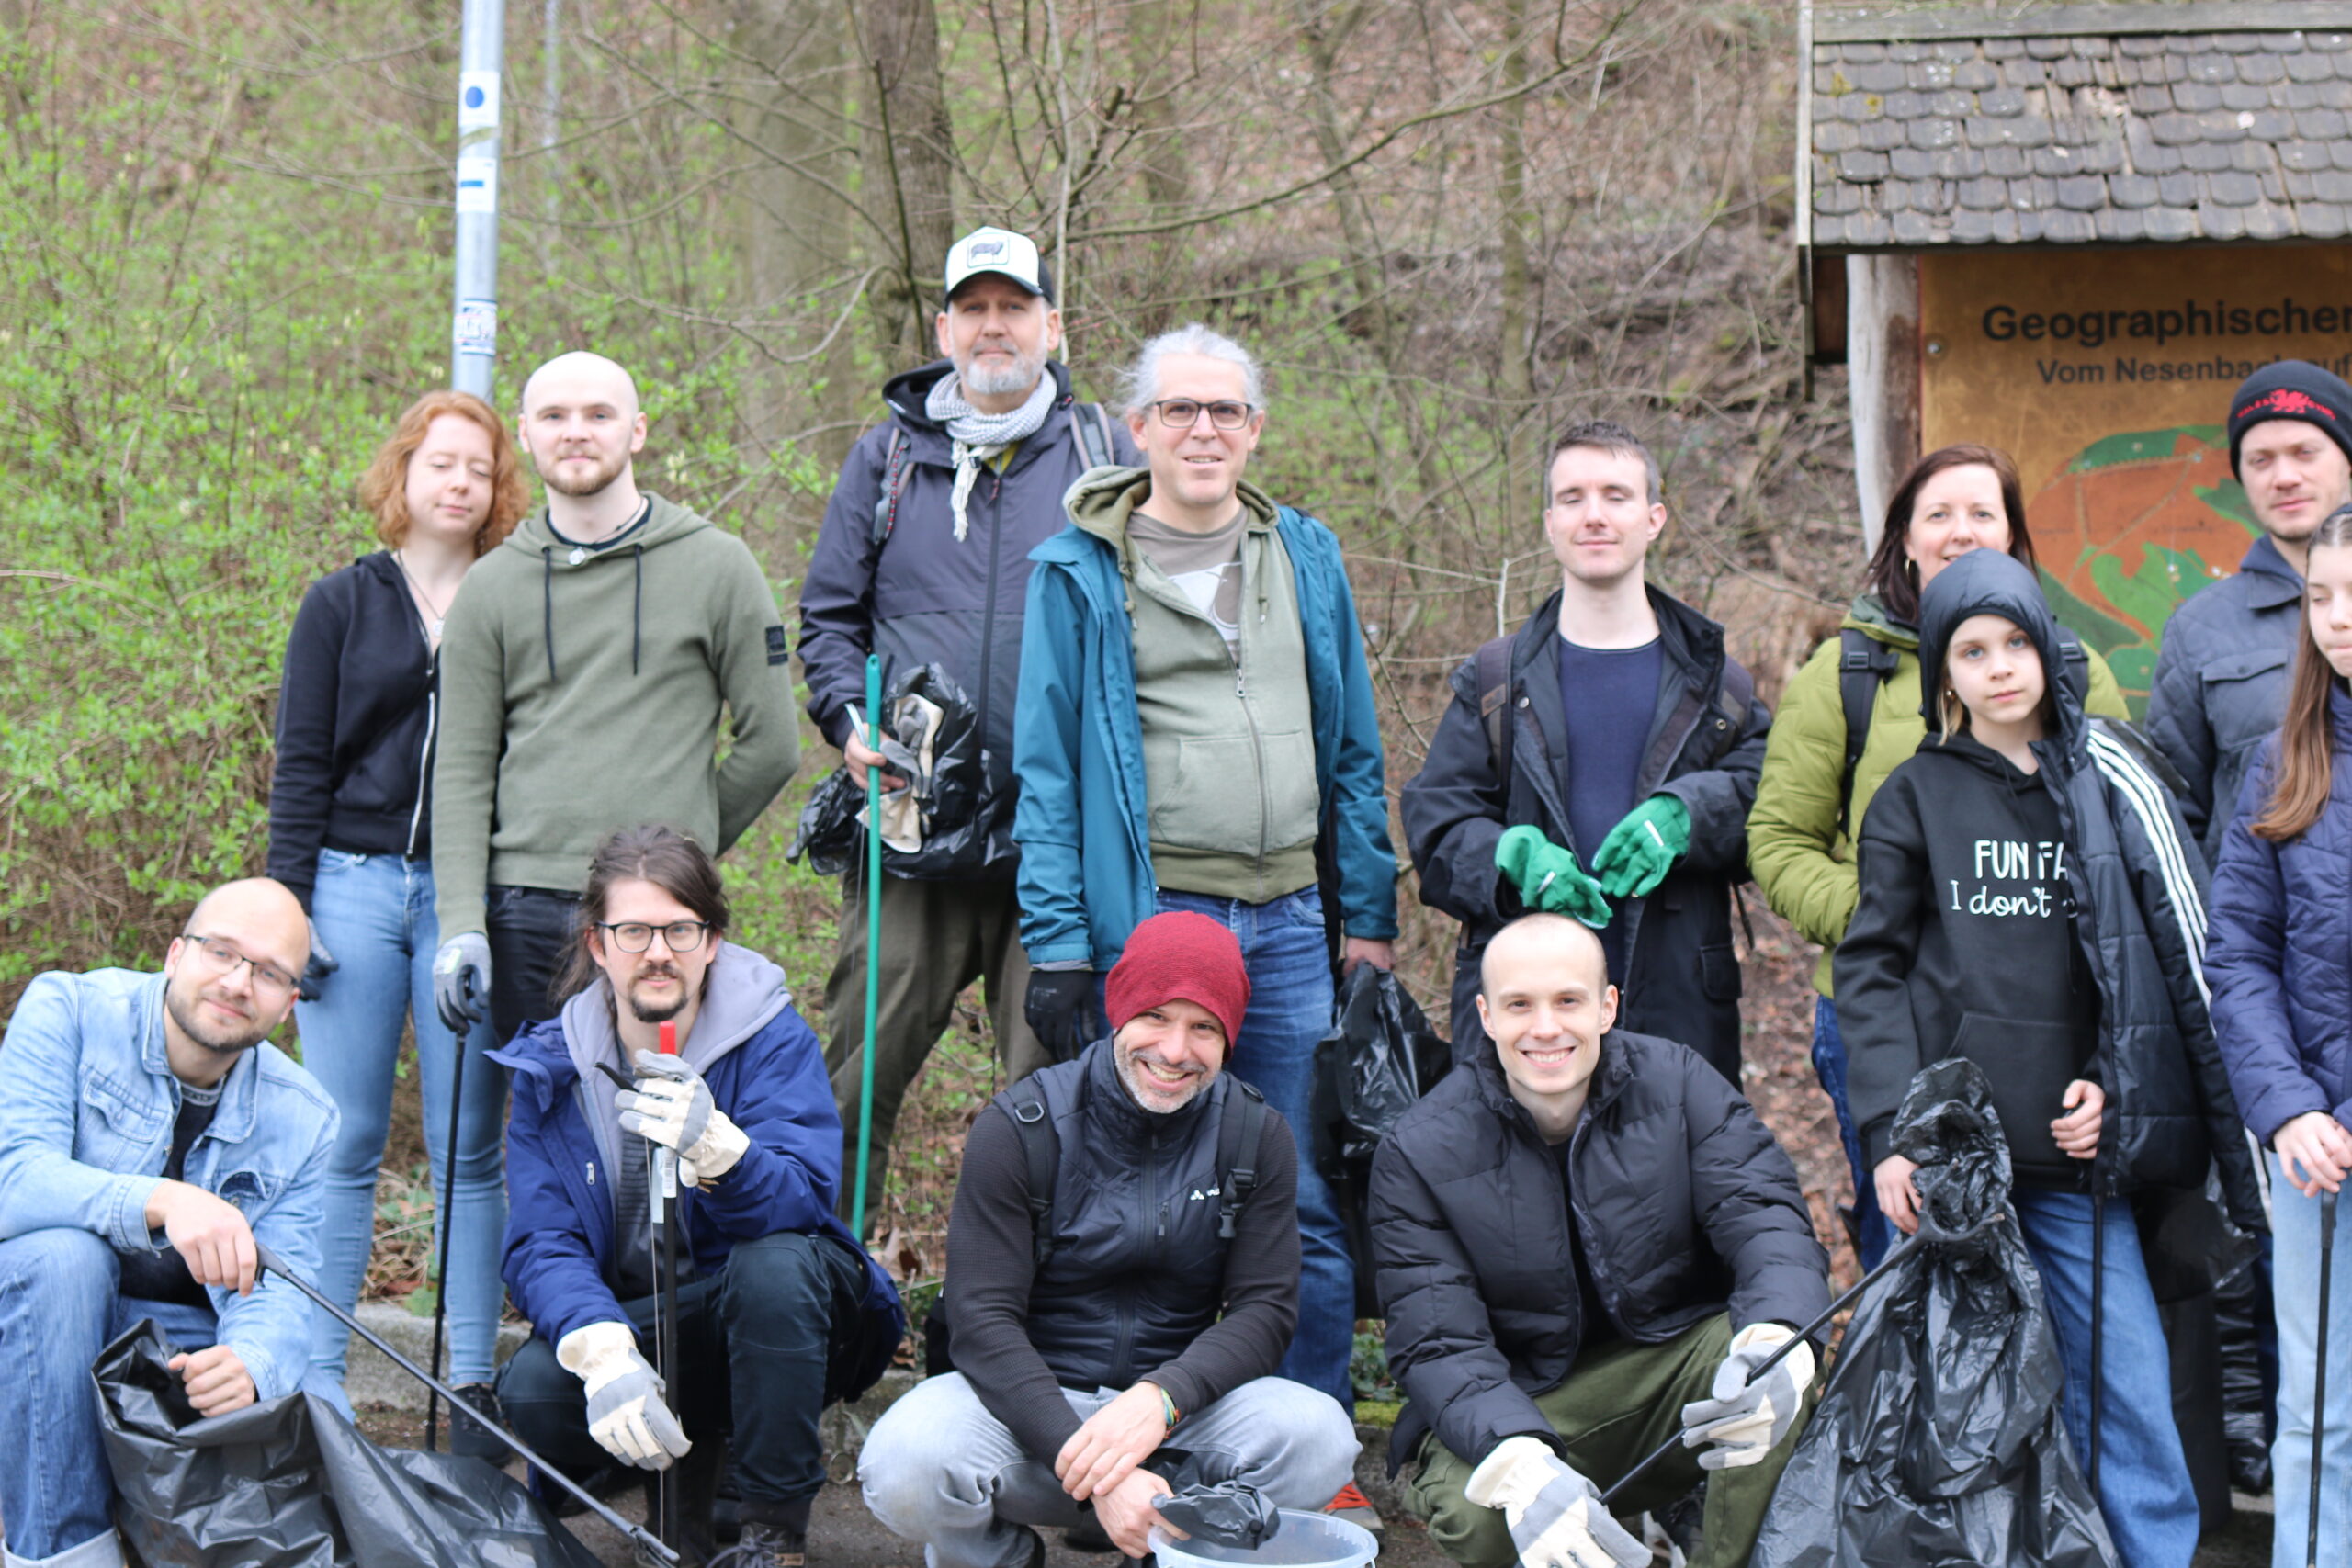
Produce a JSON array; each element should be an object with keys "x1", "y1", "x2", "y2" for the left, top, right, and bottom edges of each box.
[
  {"x1": 1237, "y1": 661, "x2": 1272, "y2": 899},
  {"x1": 972, "y1": 473, "x2": 1007, "y2": 779},
  {"x1": 404, "y1": 680, "x2": 435, "y2": 858}
]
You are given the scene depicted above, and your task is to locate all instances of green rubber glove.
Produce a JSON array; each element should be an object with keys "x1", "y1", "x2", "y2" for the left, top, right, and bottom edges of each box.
[
  {"x1": 1496, "y1": 825, "x2": 1611, "y2": 929},
  {"x1": 1589, "y1": 795, "x2": 1691, "y2": 900}
]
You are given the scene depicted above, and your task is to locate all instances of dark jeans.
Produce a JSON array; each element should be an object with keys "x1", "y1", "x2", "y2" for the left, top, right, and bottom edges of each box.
[
  {"x1": 496, "y1": 1230, "x2": 872, "y2": 1506},
  {"x1": 487, "y1": 885, "x2": 582, "y2": 1042},
  {"x1": 1810, "y1": 995, "x2": 1894, "y2": 1269}
]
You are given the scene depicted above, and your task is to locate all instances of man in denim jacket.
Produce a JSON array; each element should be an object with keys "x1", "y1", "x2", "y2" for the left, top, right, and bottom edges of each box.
[{"x1": 0, "y1": 878, "x2": 338, "y2": 1568}]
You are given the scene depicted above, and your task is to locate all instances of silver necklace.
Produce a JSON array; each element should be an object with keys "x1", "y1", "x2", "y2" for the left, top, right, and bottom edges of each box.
[{"x1": 393, "y1": 550, "x2": 457, "y2": 640}]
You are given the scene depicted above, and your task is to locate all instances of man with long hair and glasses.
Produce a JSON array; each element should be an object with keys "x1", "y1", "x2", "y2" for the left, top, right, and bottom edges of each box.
[
  {"x1": 489, "y1": 825, "x2": 902, "y2": 1568},
  {"x1": 0, "y1": 878, "x2": 341, "y2": 1568}
]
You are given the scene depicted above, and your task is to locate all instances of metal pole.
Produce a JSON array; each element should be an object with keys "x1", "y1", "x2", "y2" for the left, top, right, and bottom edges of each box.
[
  {"x1": 540, "y1": 0, "x2": 560, "y2": 249},
  {"x1": 853, "y1": 653, "x2": 883, "y2": 1236},
  {"x1": 451, "y1": 0, "x2": 505, "y2": 398}
]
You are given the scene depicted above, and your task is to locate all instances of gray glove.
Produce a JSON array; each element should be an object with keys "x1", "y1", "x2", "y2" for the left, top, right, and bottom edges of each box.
[
  {"x1": 1679, "y1": 1324, "x2": 1815, "y2": 1470},
  {"x1": 433, "y1": 932, "x2": 491, "y2": 1032},
  {"x1": 557, "y1": 1321, "x2": 691, "y2": 1470},
  {"x1": 1462, "y1": 1437, "x2": 1646, "y2": 1568},
  {"x1": 616, "y1": 1051, "x2": 750, "y2": 1183},
  {"x1": 298, "y1": 923, "x2": 339, "y2": 1003}
]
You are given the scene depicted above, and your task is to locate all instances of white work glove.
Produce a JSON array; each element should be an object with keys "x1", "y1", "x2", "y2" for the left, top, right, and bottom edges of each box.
[
  {"x1": 556, "y1": 1321, "x2": 691, "y2": 1470},
  {"x1": 432, "y1": 932, "x2": 491, "y2": 1032},
  {"x1": 1679, "y1": 1322, "x2": 1815, "y2": 1470},
  {"x1": 1463, "y1": 1436, "x2": 1647, "y2": 1568},
  {"x1": 616, "y1": 1052, "x2": 750, "y2": 1185}
]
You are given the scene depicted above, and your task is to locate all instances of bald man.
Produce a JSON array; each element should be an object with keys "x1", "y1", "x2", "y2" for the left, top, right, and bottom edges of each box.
[
  {"x1": 430, "y1": 352, "x2": 801, "y2": 1041},
  {"x1": 0, "y1": 879, "x2": 341, "y2": 1568},
  {"x1": 1369, "y1": 915, "x2": 1827, "y2": 1568}
]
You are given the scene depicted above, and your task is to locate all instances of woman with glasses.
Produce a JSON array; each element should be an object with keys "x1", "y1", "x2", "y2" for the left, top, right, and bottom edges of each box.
[{"x1": 266, "y1": 389, "x2": 526, "y2": 1446}]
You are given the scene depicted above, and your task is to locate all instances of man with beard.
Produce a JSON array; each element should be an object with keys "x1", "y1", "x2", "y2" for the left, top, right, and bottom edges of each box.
[
  {"x1": 860, "y1": 912, "x2": 1360, "y2": 1568},
  {"x1": 492, "y1": 826, "x2": 902, "y2": 1568},
  {"x1": 431, "y1": 352, "x2": 801, "y2": 1043},
  {"x1": 797, "y1": 227, "x2": 1136, "y2": 1212},
  {"x1": 0, "y1": 878, "x2": 341, "y2": 1568}
]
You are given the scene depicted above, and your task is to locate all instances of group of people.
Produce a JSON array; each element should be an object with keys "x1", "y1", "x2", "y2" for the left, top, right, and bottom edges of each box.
[{"x1": 0, "y1": 214, "x2": 2347, "y2": 1568}]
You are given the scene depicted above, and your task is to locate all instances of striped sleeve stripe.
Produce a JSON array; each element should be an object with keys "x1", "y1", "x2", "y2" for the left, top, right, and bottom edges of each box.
[{"x1": 2087, "y1": 730, "x2": 2209, "y2": 991}]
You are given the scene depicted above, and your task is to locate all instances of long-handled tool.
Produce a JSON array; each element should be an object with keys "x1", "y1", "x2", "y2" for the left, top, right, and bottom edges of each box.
[
  {"x1": 2312, "y1": 1186, "x2": 2338, "y2": 1568},
  {"x1": 2088, "y1": 1180, "x2": 2105, "y2": 1492},
  {"x1": 252, "y1": 1240, "x2": 680, "y2": 1565},
  {"x1": 651, "y1": 1019, "x2": 683, "y2": 1551},
  {"x1": 424, "y1": 1010, "x2": 476, "y2": 1453},
  {"x1": 851, "y1": 652, "x2": 883, "y2": 1238},
  {"x1": 1599, "y1": 1213, "x2": 1999, "y2": 1508}
]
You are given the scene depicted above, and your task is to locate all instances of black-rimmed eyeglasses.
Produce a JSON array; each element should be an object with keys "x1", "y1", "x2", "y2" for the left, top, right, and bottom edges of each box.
[
  {"x1": 179, "y1": 933, "x2": 300, "y2": 999},
  {"x1": 1146, "y1": 399, "x2": 1255, "y2": 431},
  {"x1": 595, "y1": 920, "x2": 712, "y2": 954}
]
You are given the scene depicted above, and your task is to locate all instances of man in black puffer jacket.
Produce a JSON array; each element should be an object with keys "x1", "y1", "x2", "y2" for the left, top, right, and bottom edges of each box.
[
  {"x1": 859, "y1": 913, "x2": 1359, "y2": 1568},
  {"x1": 1373, "y1": 914, "x2": 1827, "y2": 1568}
]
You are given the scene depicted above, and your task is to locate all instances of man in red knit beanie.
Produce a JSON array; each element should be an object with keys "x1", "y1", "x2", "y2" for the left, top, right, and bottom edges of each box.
[{"x1": 1104, "y1": 911, "x2": 1251, "y2": 1063}]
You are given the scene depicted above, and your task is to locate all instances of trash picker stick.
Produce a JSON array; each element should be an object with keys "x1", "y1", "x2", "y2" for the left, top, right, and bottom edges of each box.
[
  {"x1": 251, "y1": 1241, "x2": 680, "y2": 1565},
  {"x1": 2089, "y1": 1182, "x2": 2105, "y2": 1492},
  {"x1": 654, "y1": 1018, "x2": 681, "y2": 1551},
  {"x1": 424, "y1": 1006, "x2": 475, "y2": 1453},
  {"x1": 853, "y1": 652, "x2": 882, "y2": 1238},
  {"x1": 2312, "y1": 1186, "x2": 2337, "y2": 1568}
]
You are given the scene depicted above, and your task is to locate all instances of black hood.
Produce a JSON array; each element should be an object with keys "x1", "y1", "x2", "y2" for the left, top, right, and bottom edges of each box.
[
  {"x1": 879, "y1": 355, "x2": 1077, "y2": 441},
  {"x1": 1917, "y1": 547, "x2": 2084, "y2": 751}
]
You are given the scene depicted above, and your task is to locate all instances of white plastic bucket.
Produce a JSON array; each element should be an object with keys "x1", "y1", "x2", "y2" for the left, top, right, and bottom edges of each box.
[{"x1": 1148, "y1": 1510, "x2": 1379, "y2": 1568}]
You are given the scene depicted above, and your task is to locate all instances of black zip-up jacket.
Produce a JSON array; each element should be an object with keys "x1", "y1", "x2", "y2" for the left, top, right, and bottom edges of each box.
[
  {"x1": 267, "y1": 553, "x2": 437, "y2": 908},
  {"x1": 1370, "y1": 1029, "x2": 1828, "y2": 1473},
  {"x1": 1838, "y1": 548, "x2": 2263, "y2": 1224},
  {"x1": 797, "y1": 360, "x2": 1139, "y2": 881},
  {"x1": 1400, "y1": 587, "x2": 1771, "y2": 1078},
  {"x1": 941, "y1": 1041, "x2": 1299, "y2": 1462}
]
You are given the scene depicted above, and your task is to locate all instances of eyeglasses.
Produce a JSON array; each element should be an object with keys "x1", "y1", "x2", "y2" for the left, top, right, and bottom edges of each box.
[
  {"x1": 595, "y1": 920, "x2": 712, "y2": 954},
  {"x1": 1146, "y1": 399, "x2": 1255, "y2": 431},
  {"x1": 180, "y1": 933, "x2": 299, "y2": 1000}
]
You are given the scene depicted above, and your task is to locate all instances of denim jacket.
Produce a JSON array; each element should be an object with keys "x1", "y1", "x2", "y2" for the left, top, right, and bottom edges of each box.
[{"x1": 0, "y1": 968, "x2": 339, "y2": 1401}]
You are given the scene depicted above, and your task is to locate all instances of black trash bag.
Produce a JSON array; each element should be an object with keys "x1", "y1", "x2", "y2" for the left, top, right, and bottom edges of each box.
[
  {"x1": 2213, "y1": 1256, "x2": 2277, "y2": 1495},
  {"x1": 1312, "y1": 964, "x2": 1452, "y2": 1318},
  {"x1": 1751, "y1": 1058, "x2": 2120, "y2": 1568},
  {"x1": 1151, "y1": 1452, "x2": 1281, "y2": 1551},
  {"x1": 2134, "y1": 1181, "x2": 2265, "y2": 1527},
  {"x1": 96, "y1": 1322, "x2": 603, "y2": 1568},
  {"x1": 789, "y1": 662, "x2": 992, "y2": 879}
]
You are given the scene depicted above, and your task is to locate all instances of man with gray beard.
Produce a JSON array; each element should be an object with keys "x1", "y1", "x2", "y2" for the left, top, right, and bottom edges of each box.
[{"x1": 798, "y1": 227, "x2": 1138, "y2": 1214}]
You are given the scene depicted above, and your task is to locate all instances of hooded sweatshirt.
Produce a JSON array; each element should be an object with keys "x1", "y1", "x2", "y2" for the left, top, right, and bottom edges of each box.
[
  {"x1": 1064, "y1": 467, "x2": 1322, "y2": 904},
  {"x1": 432, "y1": 495, "x2": 799, "y2": 937}
]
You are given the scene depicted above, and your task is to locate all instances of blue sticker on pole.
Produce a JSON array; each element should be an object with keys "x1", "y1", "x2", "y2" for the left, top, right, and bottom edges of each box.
[
  {"x1": 455, "y1": 299, "x2": 497, "y2": 359},
  {"x1": 458, "y1": 71, "x2": 501, "y2": 132},
  {"x1": 456, "y1": 155, "x2": 498, "y2": 214}
]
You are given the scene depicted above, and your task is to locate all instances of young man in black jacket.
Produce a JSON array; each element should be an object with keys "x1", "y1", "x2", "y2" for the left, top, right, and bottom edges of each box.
[
  {"x1": 1372, "y1": 914, "x2": 1828, "y2": 1568},
  {"x1": 858, "y1": 913, "x2": 1358, "y2": 1567},
  {"x1": 1401, "y1": 423, "x2": 1770, "y2": 1080},
  {"x1": 797, "y1": 226, "x2": 1139, "y2": 1208}
]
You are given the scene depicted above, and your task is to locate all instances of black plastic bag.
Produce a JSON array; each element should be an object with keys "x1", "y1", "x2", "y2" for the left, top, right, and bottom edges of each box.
[
  {"x1": 96, "y1": 1322, "x2": 602, "y2": 1568},
  {"x1": 1150, "y1": 1452, "x2": 1282, "y2": 1550},
  {"x1": 790, "y1": 661, "x2": 992, "y2": 879},
  {"x1": 2213, "y1": 1257, "x2": 2277, "y2": 1494},
  {"x1": 1312, "y1": 964, "x2": 1451, "y2": 1317},
  {"x1": 1751, "y1": 1058, "x2": 2120, "y2": 1568}
]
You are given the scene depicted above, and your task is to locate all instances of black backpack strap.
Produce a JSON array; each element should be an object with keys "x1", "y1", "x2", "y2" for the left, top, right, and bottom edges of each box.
[
  {"x1": 1216, "y1": 1080, "x2": 1268, "y2": 1241},
  {"x1": 2056, "y1": 630, "x2": 2091, "y2": 708},
  {"x1": 1836, "y1": 628, "x2": 1901, "y2": 838},
  {"x1": 999, "y1": 1079, "x2": 1061, "y2": 1269},
  {"x1": 869, "y1": 426, "x2": 911, "y2": 548},
  {"x1": 1069, "y1": 401, "x2": 1115, "y2": 470},
  {"x1": 1474, "y1": 635, "x2": 1516, "y2": 784}
]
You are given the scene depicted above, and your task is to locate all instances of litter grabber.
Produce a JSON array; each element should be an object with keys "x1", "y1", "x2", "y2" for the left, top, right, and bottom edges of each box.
[
  {"x1": 854, "y1": 651, "x2": 883, "y2": 1237},
  {"x1": 251, "y1": 1239, "x2": 682, "y2": 1565},
  {"x1": 652, "y1": 1020, "x2": 684, "y2": 1551},
  {"x1": 424, "y1": 1013, "x2": 476, "y2": 1454},
  {"x1": 2089, "y1": 1178, "x2": 2105, "y2": 1491},
  {"x1": 2313, "y1": 1186, "x2": 2338, "y2": 1568}
]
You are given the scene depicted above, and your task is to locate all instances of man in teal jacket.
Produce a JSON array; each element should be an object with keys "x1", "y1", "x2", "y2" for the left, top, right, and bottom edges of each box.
[{"x1": 1010, "y1": 322, "x2": 1396, "y2": 1509}]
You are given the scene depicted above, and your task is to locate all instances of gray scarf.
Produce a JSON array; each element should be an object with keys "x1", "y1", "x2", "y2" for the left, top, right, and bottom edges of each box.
[{"x1": 926, "y1": 370, "x2": 1057, "y2": 541}]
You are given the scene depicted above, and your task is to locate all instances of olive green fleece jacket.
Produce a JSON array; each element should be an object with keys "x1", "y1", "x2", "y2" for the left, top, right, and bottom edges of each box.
[
  {"x1": 1747, "y1": 592, "x2": 2128, "y2": 996},
  {"x1": 431, "y1": 494, "x2": 799, "y2": 939}
]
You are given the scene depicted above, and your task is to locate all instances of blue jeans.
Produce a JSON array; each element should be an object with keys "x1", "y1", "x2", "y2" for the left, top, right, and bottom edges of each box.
[
  {"x1": 298, "y1": 850, "x2": 505, "y2": 1388},
  {"x1": 1810, "y1": 997, "x2": 1894, "y2": 1269},
  {"x1": 1153, "y1": 886, "x2": 1353, "y2": 1411},
  {"x1": 0, "y1": 1228, "x2": 338, "y2": 1568},
  {"x1": 2013, "y1": 1187, "x2": 2199, "y2": 1568},
  {"x1": 2269, "y1": 1153, "x2": 2352, "y2": 1568}
]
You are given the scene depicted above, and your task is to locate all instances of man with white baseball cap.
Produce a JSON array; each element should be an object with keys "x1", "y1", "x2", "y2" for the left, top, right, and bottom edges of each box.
[{"x1": 797, "y1": 226, "x2": 1138, "y2": 1216}]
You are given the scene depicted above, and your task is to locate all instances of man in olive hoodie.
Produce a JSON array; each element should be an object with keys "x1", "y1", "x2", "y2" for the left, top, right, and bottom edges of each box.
[{"x1": 432, "y1": 354, "x2": 800, "y2": 1041}]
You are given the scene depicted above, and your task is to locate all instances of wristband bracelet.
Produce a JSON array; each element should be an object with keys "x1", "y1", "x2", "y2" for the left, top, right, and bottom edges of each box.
[{"x1": 1159, "y1": 1387, "x2": 1181, "y2": 1429}]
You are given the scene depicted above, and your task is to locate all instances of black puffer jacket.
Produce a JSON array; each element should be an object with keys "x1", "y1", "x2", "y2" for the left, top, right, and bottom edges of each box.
[
  {"x1": 1400, "y1": 588, "x2": 1770, "y2": 1079},
  {"x1": 1370, "y1": 1028, "x2": 1828, "y2": 1472},
  {"x1": 796, "y1": 359, "x2": 1138, "y2": 879},
  {"x1": 1838, "y1": 548, "x2": 2264, "y2": 1225}
]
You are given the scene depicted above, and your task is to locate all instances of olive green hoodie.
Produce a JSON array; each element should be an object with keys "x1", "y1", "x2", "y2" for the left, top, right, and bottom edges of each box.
[
  {"x1": 1064, "y1": 466, "x2": 1322, "y2": 904},
  {"x1": 432, "y1": 494, "x2": 799, "y2": 938}
]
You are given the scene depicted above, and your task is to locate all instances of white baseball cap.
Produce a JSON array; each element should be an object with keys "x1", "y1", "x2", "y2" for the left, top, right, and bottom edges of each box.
[{"x1": 943, "y1": 226, "x2": 1055, "y2": 304}]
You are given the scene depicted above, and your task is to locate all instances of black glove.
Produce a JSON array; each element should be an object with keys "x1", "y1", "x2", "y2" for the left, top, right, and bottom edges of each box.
[
  {"x1": 297, "y1": 923, "x2": 339, "y2": 1003},
  {"x1": 1024, "y1": 970, "x2": 1103, "y2": 1064}
]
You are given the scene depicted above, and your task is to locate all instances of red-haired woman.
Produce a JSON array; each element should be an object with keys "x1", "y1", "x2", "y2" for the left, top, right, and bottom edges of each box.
[{"x1": 266, "y1": 390, "x2": 526, "y2": 1448}]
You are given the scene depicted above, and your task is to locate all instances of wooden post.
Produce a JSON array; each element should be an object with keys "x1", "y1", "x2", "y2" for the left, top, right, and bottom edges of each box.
[{"x1": 1847, "y1": 254, "x2": 1921, "y2": 556}]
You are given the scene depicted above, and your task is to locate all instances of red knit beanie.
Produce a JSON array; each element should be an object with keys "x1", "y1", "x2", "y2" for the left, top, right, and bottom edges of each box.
[{"x1": 1104, "y1": 912, "x2": 1251, "y2": 1053}]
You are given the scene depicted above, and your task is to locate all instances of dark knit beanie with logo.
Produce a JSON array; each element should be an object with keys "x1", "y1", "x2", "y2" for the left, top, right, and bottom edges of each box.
[
  {"x1": 2228, "y1": 361, "x2": 2352, "y2": 475},
  {"x1": 1104, "y1": 911, "x2": 1252, "y2": 1053}
]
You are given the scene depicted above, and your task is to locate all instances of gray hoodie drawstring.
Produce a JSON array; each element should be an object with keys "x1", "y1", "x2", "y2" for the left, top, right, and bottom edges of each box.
[
  {"x1": 541, "y1": 548, "x2": 560, "y2": 682},
  {"x1": 631, "y1": 546, "x2": 644, "y2": 676}
]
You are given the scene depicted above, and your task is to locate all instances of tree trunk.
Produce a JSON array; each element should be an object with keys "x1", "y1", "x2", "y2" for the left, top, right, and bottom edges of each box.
[{"x1": 858, "y1": 0, "x2": 956, "y2": 367}]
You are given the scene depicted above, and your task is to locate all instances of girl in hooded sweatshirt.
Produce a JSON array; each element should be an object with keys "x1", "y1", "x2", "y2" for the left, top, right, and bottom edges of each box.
[{"x1": 1835, "y1": 548, "x2": 2262, "y2": 1568}]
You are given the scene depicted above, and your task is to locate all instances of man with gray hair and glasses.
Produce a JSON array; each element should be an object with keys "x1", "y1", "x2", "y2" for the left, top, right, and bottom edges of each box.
[{"x1": 1010, "y1": 322, "x2": 1398, "y2": 1528}]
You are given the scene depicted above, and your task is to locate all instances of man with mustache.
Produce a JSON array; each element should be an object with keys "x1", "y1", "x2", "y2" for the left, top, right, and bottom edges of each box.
[
  {"x1": 0, "y1": 878, "x2": 341, "y2": 1568},
  {"x1": 430, "y1": 352, "x2": 801, "y2": 1044},
  {"x1": 860, "y1": 912, "x2": 1360, "y2": 1566},
  {"x1": 490, "y1": 826, "x2": 902, "y2": 1568}
]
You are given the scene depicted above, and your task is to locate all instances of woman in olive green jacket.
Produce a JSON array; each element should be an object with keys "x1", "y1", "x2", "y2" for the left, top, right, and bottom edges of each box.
[{"x1": 1747, "y1": 444, "x2": 2128, "y2": 1264}]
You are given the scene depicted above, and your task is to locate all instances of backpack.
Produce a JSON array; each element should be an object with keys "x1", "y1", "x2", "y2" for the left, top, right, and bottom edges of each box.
[
  {"x1": 1472, "y1": 631, "x2": 1756, "y2": 783},
  {"x1": 1834, "y1": 626, "x2": 2091, "y2": 836},
  {"x1": 871, "y1": 401, "x2": 1118, "y2": 547}
]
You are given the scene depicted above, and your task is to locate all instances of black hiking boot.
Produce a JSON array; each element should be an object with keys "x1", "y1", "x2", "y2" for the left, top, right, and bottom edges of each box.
[{"x1": 447, "y1": 1382, "x2": 506, "y2": 1462}]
